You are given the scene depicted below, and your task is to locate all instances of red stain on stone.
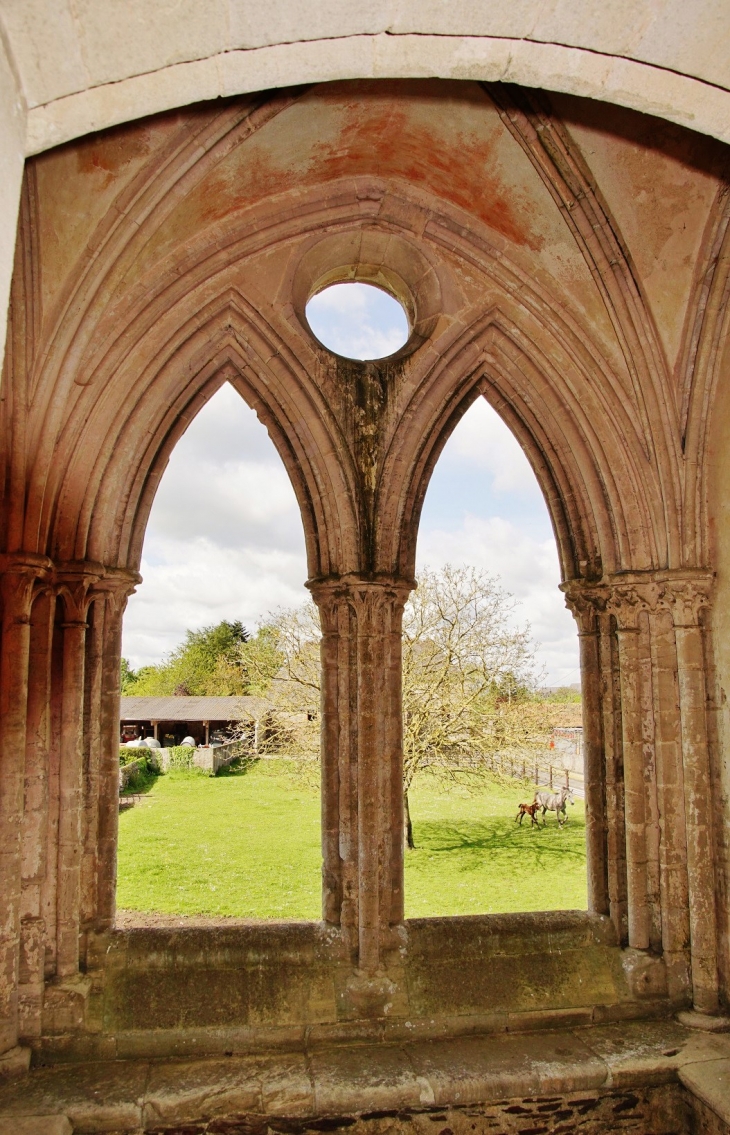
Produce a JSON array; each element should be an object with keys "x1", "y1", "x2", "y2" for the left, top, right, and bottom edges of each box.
[
  {"x1": 308, "y1": 99, "x2": 542, "y2": 250},
  {"x1": 76, "y1": 127, "x2": 151, "y2": 186},
  {"x1": 170, "y1": 84, "x2": 544, "y2": 252},
  {"x1": 195, "y1": 149, "x2": 296, "y2": 228}
]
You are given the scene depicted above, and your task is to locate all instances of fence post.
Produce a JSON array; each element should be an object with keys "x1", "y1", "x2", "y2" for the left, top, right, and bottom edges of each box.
[
  {"x1": 549, "y1": 765, "x2": 553, "y2": 789},
  {"x1": 565, "y1": 769, "x2": 569, "y2": 789},
  {"x1": 534, "y1": 760, "x2": 538, "y2": 784}
]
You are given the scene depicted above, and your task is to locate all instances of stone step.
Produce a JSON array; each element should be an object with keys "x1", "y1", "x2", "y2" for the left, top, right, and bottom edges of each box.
[{"x1": 0, "y1": 1018, "x2": 728, "y2": 1133}]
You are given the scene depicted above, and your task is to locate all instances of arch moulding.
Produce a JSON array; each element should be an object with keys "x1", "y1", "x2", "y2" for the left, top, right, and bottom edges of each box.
[{"x1": 0, "y1": 76, "x2": 729, "y2": 1081}]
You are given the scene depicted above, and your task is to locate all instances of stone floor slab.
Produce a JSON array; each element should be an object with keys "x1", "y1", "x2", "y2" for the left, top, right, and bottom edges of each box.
[
  {"x1": 0, "y1": 1020, "x2": 728, "y2": 1132},
  {"x1": 577, "y1": 1017, "x2": 691, "y2": 1087},
  {"x1": 259, "y1": 1053, "x2": 313, "y2": 1115},
  {"x1": 680, "y1": 1058, "x2": 730, "y2": 1126},
  {"x1": 0, "y1": 1060, "x2": 148, "y2": 1132},
  {"x1": 143, "y1": 1055, "x2": 263, "y2": 1128},
  {"x1": 0, "y1": 1119, "x2": 72, "y2": 1135},
  {"x1": 405, "y1": 1030, "x2": 607, "y2": 1105},
  {"x1": 310, "y1": 1043, "x2": 429, "y2": 1114}
]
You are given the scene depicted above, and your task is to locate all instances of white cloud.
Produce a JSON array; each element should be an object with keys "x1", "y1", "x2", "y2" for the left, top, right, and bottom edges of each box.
[
  {"x1": 123, "y1": 355, "x2": 580, "y2": 687},
  {"x1": 122, "y1": 383, "x2": 308, "y2": 668},
  {"x1": 308, "y1": 284, "x2": 370, "y2": 316},
  {"x1": 306, "y1": 282, "x2": 408, "y2": 360},
  {"x1": 417, "y1": 515, "x2": 580, "y2": 687},
  {"x1": 124, "y1": 537, "x2": 307, "y2": 667},
  {"x1": 448, "y1": 397, "x2": 544, "y2": 498}
]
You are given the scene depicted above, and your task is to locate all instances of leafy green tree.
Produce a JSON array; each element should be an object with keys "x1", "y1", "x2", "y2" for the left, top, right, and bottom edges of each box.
[
  {"x1": 121, "y1": 619, "x2": 284, "y2": 697},
  {"x1": 237, "y1": 625, "x2": 286, "y2": 696},
  {"x1": 120, "y1": 657, "x2": 138, "y2": 694},
  {"x1": 123, "y1": 620, "x2": 242, "y2": 695}
]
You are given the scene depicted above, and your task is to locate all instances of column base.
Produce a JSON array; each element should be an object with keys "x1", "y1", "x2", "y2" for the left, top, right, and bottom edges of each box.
[
  {"x1": 42, "y1": 974, "x2": 92, "y2": 1034},
  {"x1": 341, "y1": 970, "x2": 399, "y2": 1019},
  {"x1": 677, "y1": 1009, "x2": 730, "y2": 1032},
  {"x1": 621, "y1": 948, "x2": 668, "y2": 999},
  {"x1": 0, "y1": 1045, "x2": 30, "y2": 1078}
]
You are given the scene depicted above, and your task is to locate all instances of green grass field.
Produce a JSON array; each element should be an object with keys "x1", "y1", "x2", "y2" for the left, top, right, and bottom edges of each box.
[{"x1": 116, "y1": 761, "x2": 587, "y2": 919}]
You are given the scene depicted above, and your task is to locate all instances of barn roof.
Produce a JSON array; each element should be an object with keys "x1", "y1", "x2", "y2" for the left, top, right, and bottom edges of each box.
[{"x1": 120, "y1": 696, "x2": 268, "y2": 721}]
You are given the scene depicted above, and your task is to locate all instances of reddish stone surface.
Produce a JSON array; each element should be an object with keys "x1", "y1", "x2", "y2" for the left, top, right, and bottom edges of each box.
[{"x1": 0, "y1": 82, "x2": 729, "y2": 1130}]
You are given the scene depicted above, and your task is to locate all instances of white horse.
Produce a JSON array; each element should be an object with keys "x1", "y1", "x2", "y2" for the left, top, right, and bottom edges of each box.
[{"x1": 533, "y1": 785, "x2": 574, "y2": 826}]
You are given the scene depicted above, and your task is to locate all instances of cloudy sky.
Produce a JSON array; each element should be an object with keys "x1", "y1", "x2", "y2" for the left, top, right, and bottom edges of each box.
[{"x1": 122, "y1": 284, "x2": 580, "y2": 686}]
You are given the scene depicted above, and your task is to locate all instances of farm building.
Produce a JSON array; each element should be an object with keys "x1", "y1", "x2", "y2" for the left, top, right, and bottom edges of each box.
[{"x1": 120, "y1": 695, "x2": 267, "y2": 748}]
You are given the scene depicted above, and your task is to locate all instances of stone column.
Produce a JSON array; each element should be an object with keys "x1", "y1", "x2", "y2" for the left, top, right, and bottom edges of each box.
[
  {"x1": 648, "y1": 601, "x2": 691, "y2": 1001},
  {"x1": 598, "y1": 609, "x2": 629, "y2": 944},
  {"x1": 94, "y1": 573, "x2": 137, "y2": 932},
  {"x1": 562, "y1": 586, "x2": 609, "y2": 916},
  {"x1": 310, "y1": 574, "x2": 412, "y2": 992},
  {"x1": 18, "y1": 587, "x2": 55, "y2": 1039},
  {"x1": 667, "y1": 578, "x2": 719, "y2": 1013},
  {"x1": 0, "y1": 554, "x2": 51, "y2": 1055},
  {"x1": 79, "y1": 596, "x2": 105, "y2": 956},
  {"x1": 40, "y1": 614, "x2": 63, "y2": 979},
  {"x1": 54, "y1": 565, "x2": 101, "y2": 980},
  {"x1": 608, "y1": 588, "x2": 652, "y2": 951}
]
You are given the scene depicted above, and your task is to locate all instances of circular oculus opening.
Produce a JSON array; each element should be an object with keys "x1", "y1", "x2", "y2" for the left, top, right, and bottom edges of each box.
[{"x1": 305, "y1": 282, "x2": 410, "y2": 361}]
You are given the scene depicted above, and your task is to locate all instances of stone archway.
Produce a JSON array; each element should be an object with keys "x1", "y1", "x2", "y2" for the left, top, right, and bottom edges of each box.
[{"x1": 1, "y1": 78, "x2": 730, "y2": 1080}]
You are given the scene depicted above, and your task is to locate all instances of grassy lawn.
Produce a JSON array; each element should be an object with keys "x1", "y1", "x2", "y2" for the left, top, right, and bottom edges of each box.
[
  {"x1": 117, "y1": 761, "x2": 586, "y2": 919},
  {"x1": 405, "y1": 775, "x2": 587, "y2": 916}
]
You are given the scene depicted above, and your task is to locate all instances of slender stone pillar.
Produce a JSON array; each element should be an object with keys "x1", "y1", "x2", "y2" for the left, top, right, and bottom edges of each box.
[
  {"x1": 562, "y1": 586, "x2": 608, "y2": 916},
  {"x1": 54, "y1": 567, "x2": 100, "y2": 980},
  {"x1": 668, "y1": 578, "x2": 719, "y2": 1013},
  {"x1": 94, "y1": 574, "x2": 137, "y2": 932},
  {"x1": 599, "y1": 611, "x2": 629, "y2": 944},
  {"x1": 638, "y1": 609, "x2": 663, "y2": 953},
  {"x1": 18, "y1": 588, "x2": 55, "y2": 1038},
  {"x1": 649, "y1": 603, "x2": 691, "y2": 1001},
  {"x1": 40, "y1": 618, "x2": 63, "y2": 978},
  {"x1": 0, "y1": 554, "x2": 51, "y2": 1055},
  {"x1": 565, "y1": 570, "x2": 716, "y2": 1009},
  {"x1": 309, "y1": 574, "x2": 412, "y2": 980},
  {"x1": 79, "y1": 597, "x2": 104, "y2": 955},
  {"x1": 608, "y1": 589, "x2": 651, "y2": 951}
]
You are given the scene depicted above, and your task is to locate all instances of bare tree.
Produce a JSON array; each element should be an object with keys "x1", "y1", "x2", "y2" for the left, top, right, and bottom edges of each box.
[
  {"x1": 255, "y1": 565, "x2": 557, "y2": 848},
  {"x1": 400, "y1": 566, "x2": 548, "y2": 846},
  {"x1": 241, "y1": 602, "x2": 321, "y2": 759}
]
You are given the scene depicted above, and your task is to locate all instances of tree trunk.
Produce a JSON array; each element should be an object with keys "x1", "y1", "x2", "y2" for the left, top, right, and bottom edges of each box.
[{"x1": 404, "y1": 790, "x2": 415, "y2": 850}]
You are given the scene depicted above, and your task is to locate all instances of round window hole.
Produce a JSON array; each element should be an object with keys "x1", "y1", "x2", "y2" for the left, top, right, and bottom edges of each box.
[{"x1": 305, "y1": 282, "x2": 409, "y2": 361}]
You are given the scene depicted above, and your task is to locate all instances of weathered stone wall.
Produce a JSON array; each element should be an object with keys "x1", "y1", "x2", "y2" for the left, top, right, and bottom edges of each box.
[
  {"x1": 1, "y1": 4, "x2": 730, "y2": 413},
  {"x1": 31, "y1": 912, "x2": 666, "y2": 1063},
  {"x1": 0, "y1": 73, "x2": 728, "y2": 1130}
]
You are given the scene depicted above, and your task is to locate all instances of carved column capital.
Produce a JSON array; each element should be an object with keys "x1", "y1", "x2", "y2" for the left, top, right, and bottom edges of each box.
[
  {"x1": 0, "y1": 553, "x2": 53, "y2": 576},
  {"x1": 89, "y1": 568, "x2": 141, "y2": 617},
  {"x1": 54, "y1": 564, "x2": 102, "y2": 625},
  {"x1": 53, "y1": 561, "x2": 139, "y2": 623},
  {"x1": 565, "y1": 570, "x2": 714, "y2": 632},
  {"x1": 560, "y1": 581, "x2": 609, "y2": 633},
  {"x1": 0, "y1": 554, "x2": 53, "y2": 624},
  {"x1": 656, "y1": 576, "x2": 713, "y2": 628},
  {"x1": 308, "y1": 573, "x2": 415, "y2": 625},
  {"x1": 604, "y1": 583, "x2": 660, "y2": 630}
]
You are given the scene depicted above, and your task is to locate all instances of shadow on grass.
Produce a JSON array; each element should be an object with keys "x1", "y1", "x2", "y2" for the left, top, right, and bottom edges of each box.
[{"x1": 410, "y1": 815, "x2": 587, "y2": 874}]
